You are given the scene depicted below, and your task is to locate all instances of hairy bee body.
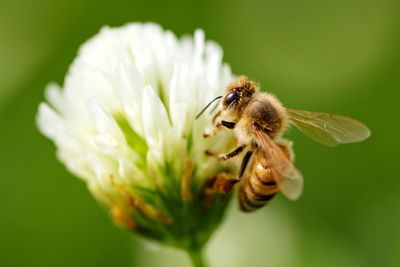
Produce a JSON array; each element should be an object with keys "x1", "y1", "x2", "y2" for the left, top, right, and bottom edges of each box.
[
  {"x1": 233, "y1": 93, "x2": 288, "y2": 147},
  {"x1": 198, "y1": 76, "x2": 370, "y2": 212},
  {"x1": 239, "y1": 144, "x2": 291, "y2": 212}
]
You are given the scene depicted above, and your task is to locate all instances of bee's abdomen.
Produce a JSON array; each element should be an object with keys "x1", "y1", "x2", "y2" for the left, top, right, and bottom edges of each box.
[{"x1": 239, "y1": 161, "x2": 279, "y2": 212}]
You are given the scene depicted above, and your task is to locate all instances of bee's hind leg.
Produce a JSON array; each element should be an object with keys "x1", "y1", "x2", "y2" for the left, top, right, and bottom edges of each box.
[
  {"x1": 212, "y1": 172, "x2": 238, "y2": 194},
  {"x1": 203, "y1": 172, "x2": 236, "y2": 209},
  {"x1": 206, "y1": 150, "x2": 253, "y2": 195}
]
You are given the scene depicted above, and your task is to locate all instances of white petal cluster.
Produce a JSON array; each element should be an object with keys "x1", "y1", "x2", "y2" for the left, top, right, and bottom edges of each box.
[{"x1": 37, "y1": 23, "x2": 235, "y2": 200}]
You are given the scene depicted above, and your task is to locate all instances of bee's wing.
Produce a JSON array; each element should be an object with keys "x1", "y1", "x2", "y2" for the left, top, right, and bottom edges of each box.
[
  {"x1": 288, "y1": 109, "x2": 371, "y2": 147},
  {"x1": 254, "y1": 128, "x2": 303, "y2": 200}
]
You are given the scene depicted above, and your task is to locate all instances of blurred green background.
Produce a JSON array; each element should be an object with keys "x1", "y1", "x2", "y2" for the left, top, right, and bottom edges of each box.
[{"x1": 1, "y1": 0, "x2": 399, "y2": 266}]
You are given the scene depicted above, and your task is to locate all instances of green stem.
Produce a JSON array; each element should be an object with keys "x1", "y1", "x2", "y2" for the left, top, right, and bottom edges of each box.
[{"x1": 188, "y1": 248, "x2": 207, "y2": 267}]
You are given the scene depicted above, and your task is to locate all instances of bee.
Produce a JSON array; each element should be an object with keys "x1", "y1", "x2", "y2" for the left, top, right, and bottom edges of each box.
[{"x1": 196, "y1": 76, "x2": 371, "y2": 212}]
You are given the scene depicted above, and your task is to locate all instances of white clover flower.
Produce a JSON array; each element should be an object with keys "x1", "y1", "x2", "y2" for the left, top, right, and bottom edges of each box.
[{"x1": 37, "y1": 22, "x2": 237, "y2": 265}]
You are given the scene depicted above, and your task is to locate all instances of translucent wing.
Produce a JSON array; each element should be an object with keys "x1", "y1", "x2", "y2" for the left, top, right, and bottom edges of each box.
[
  {"x1": 254, "y1": 128, "x2": 303, "y2": 200},
  {"x1": 288, "y1": 109, "x2": 371, "y2": 147}
]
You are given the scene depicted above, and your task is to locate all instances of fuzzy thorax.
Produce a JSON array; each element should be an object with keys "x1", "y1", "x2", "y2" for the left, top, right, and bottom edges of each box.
[{"x1": 221, "y1": 79, "x2": 289, "y2": 147}]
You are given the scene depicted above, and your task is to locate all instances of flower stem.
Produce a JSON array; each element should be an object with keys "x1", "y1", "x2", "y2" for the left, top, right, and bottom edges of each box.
[{"x1": 188, "y1": 248, "x2": 207, "y2": 267}]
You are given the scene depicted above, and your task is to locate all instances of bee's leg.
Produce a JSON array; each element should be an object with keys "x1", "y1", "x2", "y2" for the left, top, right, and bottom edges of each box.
[
  {"x1": 220, "y1": 120, "x2": 236, "y2": 129},
  {"x1": 203, "y1": 172, "x2": 236, "y2": 209},
  {"x1": 203, "y1": 121, "x2": 222, "y2": 138},
  {"x1": 235, "y1": 150, "x2": 253, "y2": 181},
  {"x1": 206, "y1": 150, "x2": 253, "y2": 196},
  {"x1": 212, "y1": 172, "x2": 238, "y2": 194},
  {"x1": 205, "y1": 144, "x2": 246, "y2": 161},
  {"x1": 212, "y1": 110, "x2": 221, "y2": 124},
  {"x1": 203, "y1": 120, "x2": 236, "y2": 138}
]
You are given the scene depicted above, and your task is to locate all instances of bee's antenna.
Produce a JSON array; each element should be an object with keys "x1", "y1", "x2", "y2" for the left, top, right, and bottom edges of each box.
[
  {"x1": 209, "y1": 98, "x2": 221, "y2": 114},
  {"x1": 195, "y1": 96, "x2": 222, "y2": 119}
]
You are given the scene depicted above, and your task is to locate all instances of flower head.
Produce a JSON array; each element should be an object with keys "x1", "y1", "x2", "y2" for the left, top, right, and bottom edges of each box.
[{"x1": 37, "y1": 23, "x2": 237, "y2": 252}]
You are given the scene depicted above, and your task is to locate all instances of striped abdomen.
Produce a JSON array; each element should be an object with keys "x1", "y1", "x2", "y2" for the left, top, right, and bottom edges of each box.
[{"x1": 239, "y1": 150, "x2": 279, "y2": 212}]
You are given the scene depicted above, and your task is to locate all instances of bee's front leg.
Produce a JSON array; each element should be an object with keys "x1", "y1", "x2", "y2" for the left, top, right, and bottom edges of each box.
[
  {"x1": 203, "y1": 120, "x2": 236, "y2": 138},
  {"x1": 211, "y1": 110, "x2": 223, "y2": 124}
]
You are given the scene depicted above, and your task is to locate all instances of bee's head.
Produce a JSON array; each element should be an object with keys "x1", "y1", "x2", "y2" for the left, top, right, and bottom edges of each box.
[
  {"x1": 222, "y1": 76, "x2": 257, "y2": 112},
  {"x1": 195, "y1": 76, "x2": 257, "y2": 120}
]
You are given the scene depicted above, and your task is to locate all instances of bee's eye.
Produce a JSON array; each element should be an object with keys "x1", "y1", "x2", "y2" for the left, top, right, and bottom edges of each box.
[{"x1": 224, "y1": 91, "x2": 239, "y2": 107}]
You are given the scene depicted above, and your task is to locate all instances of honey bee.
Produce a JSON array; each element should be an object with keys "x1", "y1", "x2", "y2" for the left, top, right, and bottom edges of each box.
[{"x1": 197, "y1": 76, "x2": 371, "y2": 212}]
